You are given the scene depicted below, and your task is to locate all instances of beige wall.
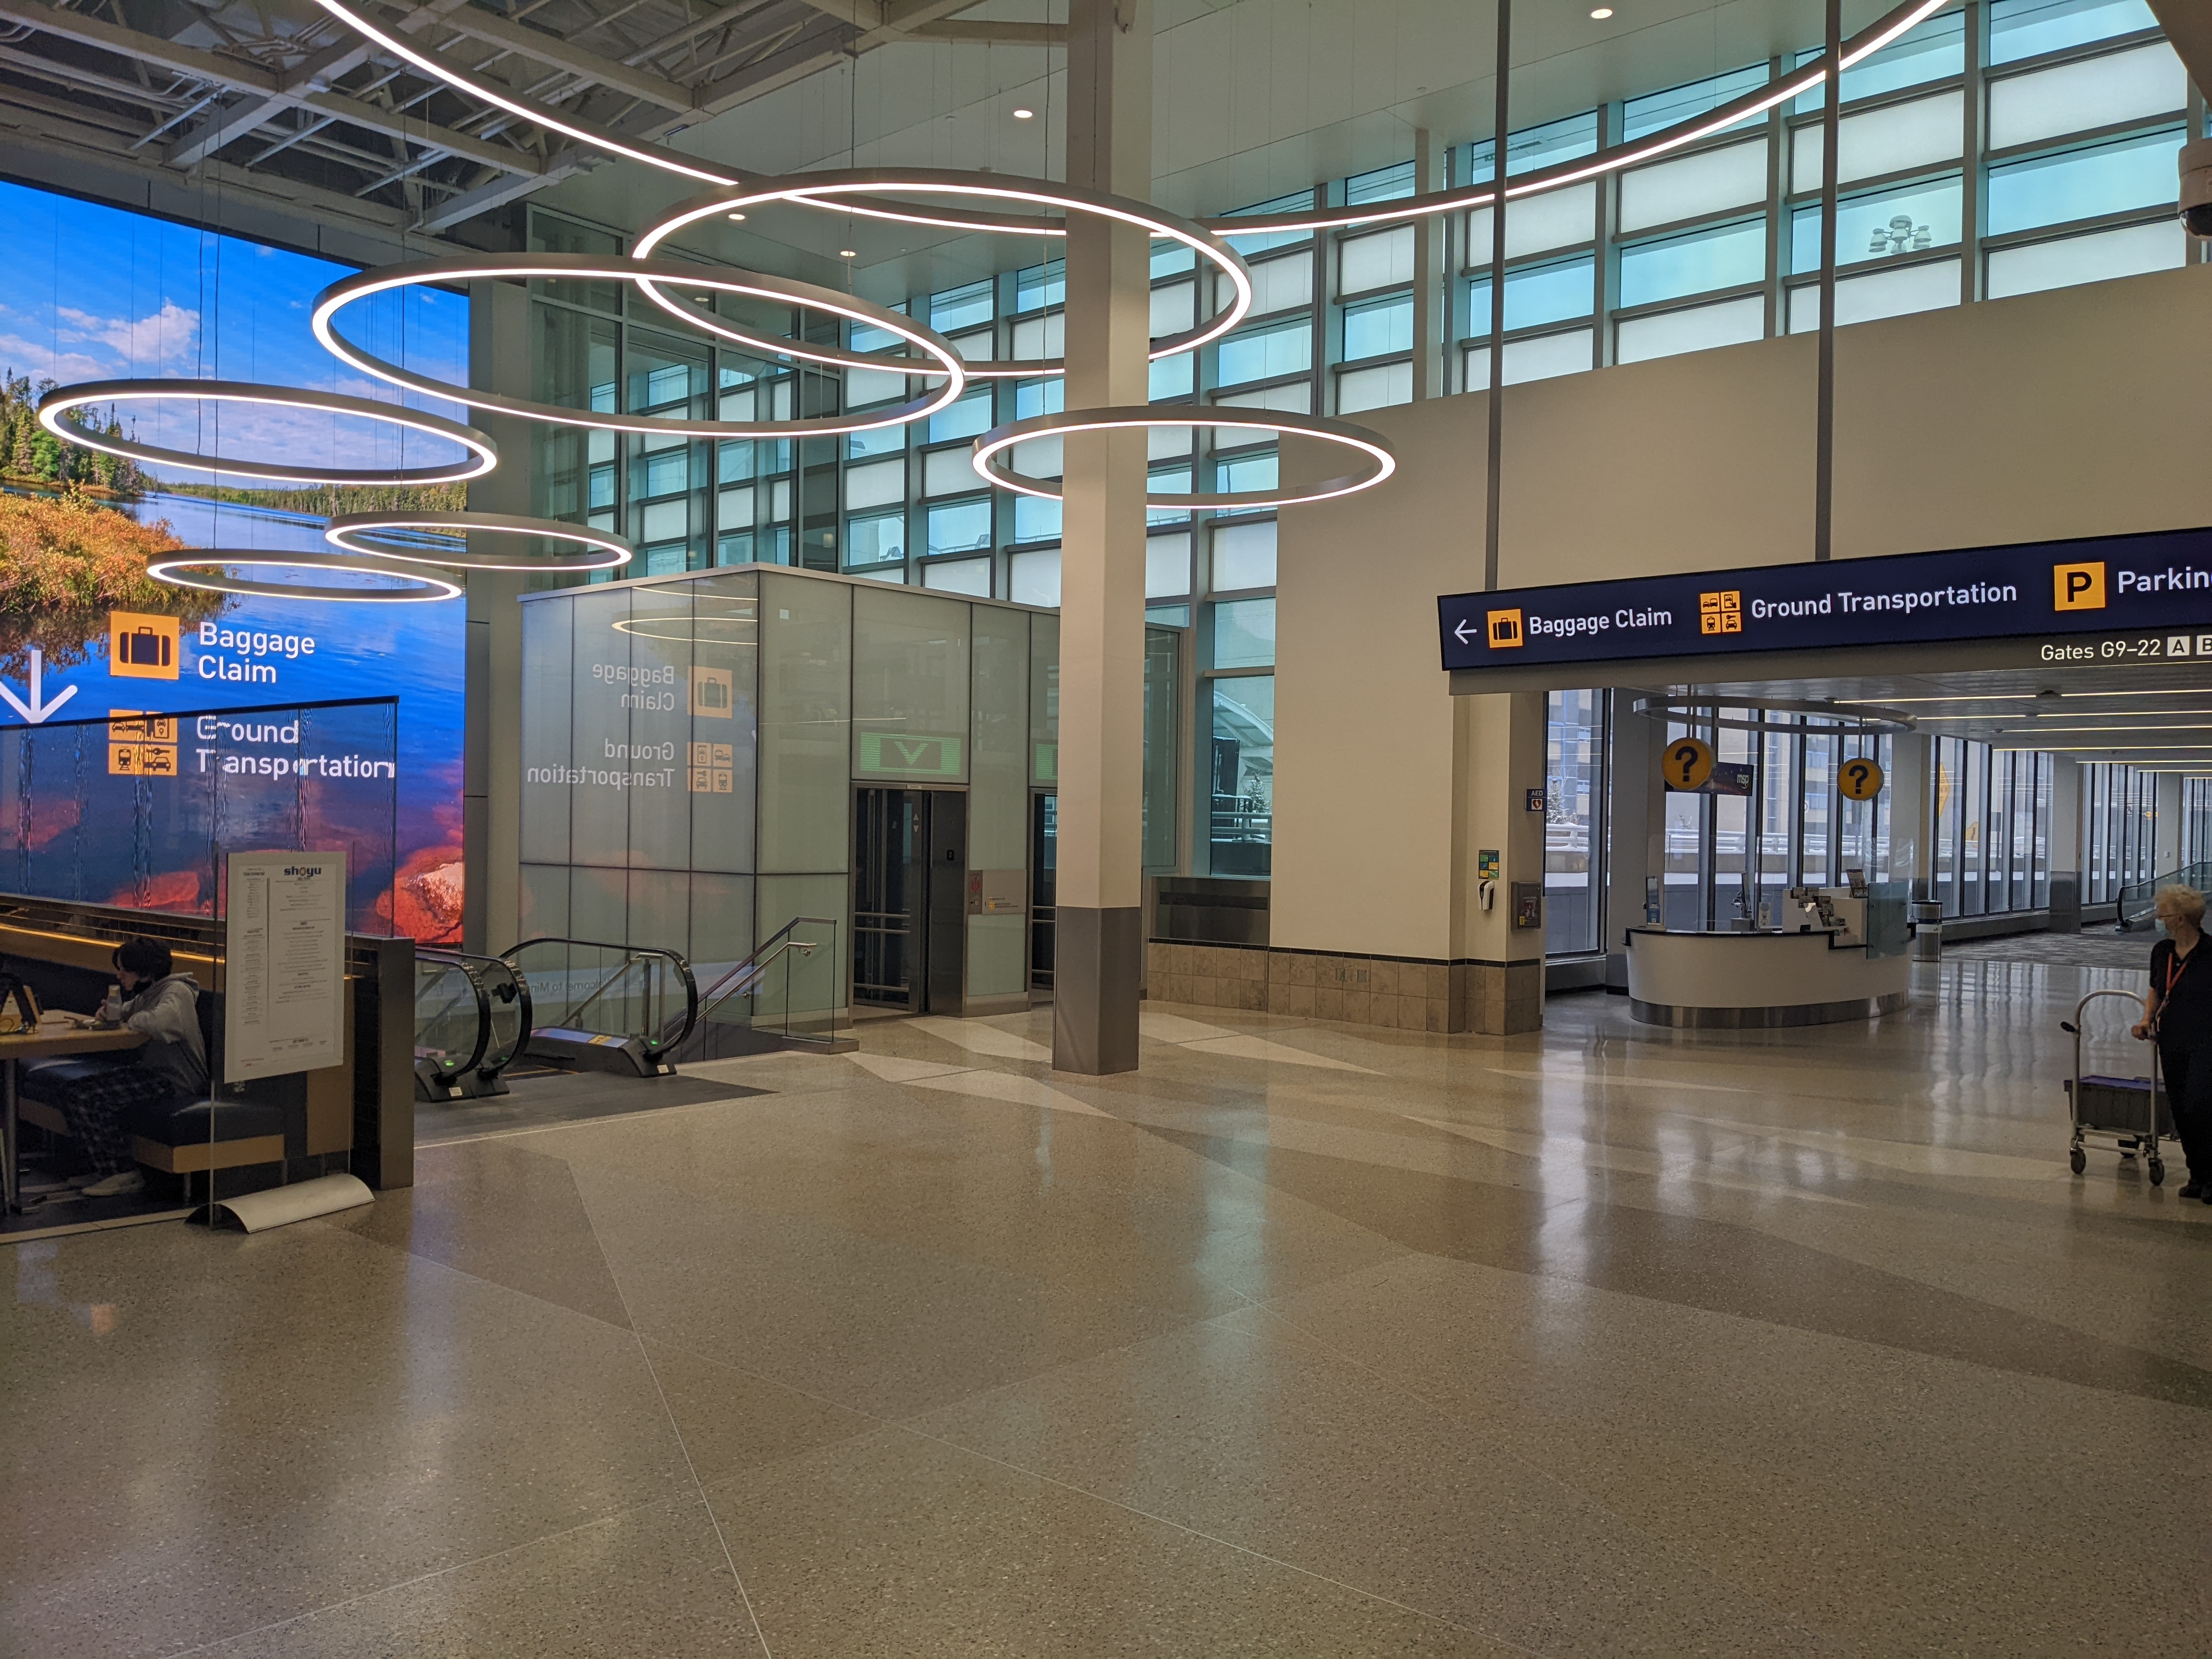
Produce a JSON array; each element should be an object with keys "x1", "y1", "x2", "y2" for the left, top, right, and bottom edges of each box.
[{"x1": 1273, "y1": 264, "x2": 2212, "y2": 962}]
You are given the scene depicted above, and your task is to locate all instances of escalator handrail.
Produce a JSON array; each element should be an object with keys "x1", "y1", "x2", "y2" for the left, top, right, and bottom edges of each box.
[
  {"x1": 695, "y1": 915, "x2": 836, "y2": 1019},
  {"x1": 2117, "y1": 862, "x2": 2212, "y2": 926},
  {"x1": 418, "y1": 947, "x2": 535, "y2": 1075},
  {"x1": 413, "y1": 953, "x2": 493, "y2": 1078},
  {"x1": 498, "y1": 936, "x2": 698, "y2": 1055}
]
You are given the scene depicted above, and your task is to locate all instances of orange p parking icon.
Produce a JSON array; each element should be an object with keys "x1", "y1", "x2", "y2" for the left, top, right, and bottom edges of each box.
[{"x1": 2052, "y1": 562, "x2": 2106, "y2": 611}]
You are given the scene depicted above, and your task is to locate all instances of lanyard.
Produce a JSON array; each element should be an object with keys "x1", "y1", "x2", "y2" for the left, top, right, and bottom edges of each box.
[{"x1": 2169, "y1": 947, "x2": 2195, "y2": 1000}]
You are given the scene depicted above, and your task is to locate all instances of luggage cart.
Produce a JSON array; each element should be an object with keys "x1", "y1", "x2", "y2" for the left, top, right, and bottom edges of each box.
[{"x1": 2060, "y1": 988, "x2": 2175, "y2": 1185}]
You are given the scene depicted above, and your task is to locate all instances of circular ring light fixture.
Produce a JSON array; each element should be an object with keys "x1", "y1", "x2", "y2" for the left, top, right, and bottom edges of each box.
[
  {"x1": 37, "y1": 380, "x2": 498, "y2": 487},
  {"x1": 635, "y1": 172, "x2": 1254, "y2": 379},
  {"x1": 1189, "y1": 0, "x2": 1949, "y2": 236},
  {"x1": 325, "y1": 510, "x2": 635, "y2": 573},
  {"x1": 146, "y1": 549, "x2": 465, "y2": 603},
  {"x1": 972, "y1": 407, "x2": 1394, "y2": 510},
  {"x1": 314, "y1": 255, "x2": 968, "y2": 439}
]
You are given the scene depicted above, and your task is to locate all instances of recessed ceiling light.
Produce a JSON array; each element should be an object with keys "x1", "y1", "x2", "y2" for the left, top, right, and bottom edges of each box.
[
  {"x1": 839, "y1": 249, "x2": 857, "y2": 258},
  {"x1": 1012, "y1": 107, "x2": 1034, "y2": 119},
  {"x1": 1590, "y1": 6, "x2": 1613, "y2": 15},
  {"x1": 726, "y1": 211, "x2": 747, "y2": 222}
]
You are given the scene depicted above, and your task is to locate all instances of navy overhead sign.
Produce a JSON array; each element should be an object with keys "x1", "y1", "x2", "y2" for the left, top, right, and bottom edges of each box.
[{"x1": 1438, "y1": 528, "x2": 2212, "y2": 673}]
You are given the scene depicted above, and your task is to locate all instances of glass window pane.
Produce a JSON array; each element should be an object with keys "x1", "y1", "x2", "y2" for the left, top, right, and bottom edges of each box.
[
  {"x1": 1792, "y1": 7, "x2": 1965, "y2": 108},
  {"x1": 1792, "y1": 91, "x2": 1964, "y2": 193},
  {"x1": 854, "y1": 585, "x2": 969, "y2": 777},
  {"x1": 1212, "y1": 598, "x2": 1276, "y2": 669},
  {"x1": 929, "y1": 390, "x2": 994, "y2": 444},
  {"x1": 1340, "y1": 227, "x2": 1415, "y2": 294},
  {"x1": 921, "y1": 557, "x2": 990, "y2": 595},
  {"x1": 1463, "y1": 329, "x2": 1596, "y2": 388},
  {"x1": 1013, "y1": 493, "x2": 1062, "y2": 544},
  {"x1": 1988, "y1": 42, "x2": 2186, "y2": 150},
  {"x1": 1468, "y1": 183, "x2": 1599, "y2": 262},
  {"x1": 1149, "y1": 352, "x2": 1196, "y2": 398},
  {"x1": 1786, "y1": 257, "x2": 1961, "y2": 329},
  {"x1": 1985, "y1": 129, "x2": 2186, "y2": 236},
  {"x1": 1344, "y1": 296, "x2": 1414, "y2": 359},
  {"x1": 1222, "y1": 191, "x2": 1313, "y2": 258},
  {"x1": 1791, "y1": 177, "x2": 1963, "y2": 272},
  {"x1": 1151, "y1": 240, "x2": 1197, "y2": 277},
  {"x1": 930, "y1": 278, "x2": 994, "y2": 331},
  {"x1": 1544, "y1": 689, "x2": 1603, "y2": 955},
  {"x1": 1985, "y1": 219, "x2": 2185, "y2": 297},
  {"x1": 1016, "y1": 259, "x2": 1065, "y2": 309},
  {"x1": 1250, "y1": 252, "x2": 1314, "y2": 314},
  {"x1": 1337, "y1": 360, "x2": 1413, "y2": 413},
  {"x1": 1211, "y1": 520, "x2": 1277, "y2": 591},
  {"x1": 1499, "y1": 256, "x2": 1596, "y2": 329},
  {"x1": 1009, "y1": 547, "x2": 1060, "y2": 607},
  {"x1": 1619, "y1": 220, "x2": 1766, "y2": 307},
  {"x1": 1146, "y1": 533, "x2": 1192, "y2": 599},
  {"x1": 1624, "y1": 63, "x2": 1771, "y2": 142},
  {"x1": 1616, "y1": 295, "x2": 1765, "y2": 363},
  {"x1": 925, "y1": 498, "x2": 992, "y2": 557},
  {"x1": 844, "y1": 458, "x2": 904, "y2": 510},
  {"x1": 1346, "y1": 160, "x2": 1416, "y2": 203},
  {"x1": 1618, "y1": 139, "x2": 1768, "y2": 233},
  {"x1": 1215, "y1": 323, "x2": 1311, "y2": 386},
  {"x1": 844, "y1": 510, "x2": 905, "y2": 567},
  {"x1": 1989, "y1": 0, "x2": 2159, "y2": 67},
  {"x1": 1209, "y1": 676, "x2": 1274, "y2": 877}
]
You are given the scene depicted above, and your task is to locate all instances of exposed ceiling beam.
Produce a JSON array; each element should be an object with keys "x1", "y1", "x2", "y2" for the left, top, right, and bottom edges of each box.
[
  {"x1": 428, "y1": 7, "x2": 702, "y2": 113},
  {"x1": 902, "y1": 19, "x2": 1065, "y2": 44},
  {"x1": 0, "y1": 0, "x2": 543, "y2": 177},
  {"x1": 417, "y1": 150, "x2": 586, "y2": 228}
]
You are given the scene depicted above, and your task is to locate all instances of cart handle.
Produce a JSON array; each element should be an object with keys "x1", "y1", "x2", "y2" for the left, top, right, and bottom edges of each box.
[{"x1": 2064, "y1": 988, "x2": 2163, "y2": 1161}]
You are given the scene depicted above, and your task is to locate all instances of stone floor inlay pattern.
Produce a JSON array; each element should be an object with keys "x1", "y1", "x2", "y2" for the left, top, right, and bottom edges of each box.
[{"x1": 7, "y1": 958, "x2": 2211, "y2": 1656}]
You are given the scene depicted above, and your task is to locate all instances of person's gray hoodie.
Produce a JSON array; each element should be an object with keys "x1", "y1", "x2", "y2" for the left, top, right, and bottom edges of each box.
[{"x1": 120, "y1": 972, "x2": 207, "y2": 1098}]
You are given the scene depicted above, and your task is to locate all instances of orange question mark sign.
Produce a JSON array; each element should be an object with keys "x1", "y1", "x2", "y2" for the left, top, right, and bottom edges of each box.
[
  {"x1": 1839, "y1": 757, "x2": 1885, "y2": 801},
  {"x1": 1668, "y1": 738, "x2": 1713, "y2": 790}
]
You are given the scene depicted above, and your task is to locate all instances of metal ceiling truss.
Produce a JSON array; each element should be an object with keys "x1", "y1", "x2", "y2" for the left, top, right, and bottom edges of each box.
[{"x1": 0, "y1": 0, "x2": 1055, "y2": 236}]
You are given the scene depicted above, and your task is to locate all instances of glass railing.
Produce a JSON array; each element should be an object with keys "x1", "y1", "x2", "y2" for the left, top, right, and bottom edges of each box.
[
  {"x1": 501, "y1": 938, "x2": 697, "y2": 1059},
  {"x1": 692, "y1": 915, "x2": 843, "y2": 1051},
  {"x1": 2117, "y1": 864, "x2": 2212, "y2": 931}
]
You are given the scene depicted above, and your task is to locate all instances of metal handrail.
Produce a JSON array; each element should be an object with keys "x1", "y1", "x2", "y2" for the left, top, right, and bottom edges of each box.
[
  {"x1": 2116, "y1": 862, "x2": 2212, "y2": 930},
  {"x1": 695, "y1": 915, "x2": 834, "y2": 1016},
  {"x1": 414, "y1": 954, "x2": 491, "y2": 1078},
  {"x1": 499, "y1": 936, "x2": 699, "y2": 1055}
]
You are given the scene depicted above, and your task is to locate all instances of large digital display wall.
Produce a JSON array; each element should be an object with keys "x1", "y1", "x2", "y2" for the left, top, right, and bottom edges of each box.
[{"x1": 0, "y1": 179, "x2": 468, "y2": 940}]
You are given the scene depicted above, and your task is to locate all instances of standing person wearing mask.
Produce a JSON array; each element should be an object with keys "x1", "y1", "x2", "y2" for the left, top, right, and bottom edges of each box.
[{"x1": 2134, "y1": 885, "x2": 2212, "y2": 1204}]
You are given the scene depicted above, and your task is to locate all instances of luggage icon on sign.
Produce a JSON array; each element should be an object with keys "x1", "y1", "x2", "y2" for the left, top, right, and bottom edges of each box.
[{"x1": 108, "y1": 611, "x2": 180, "y2": 680}]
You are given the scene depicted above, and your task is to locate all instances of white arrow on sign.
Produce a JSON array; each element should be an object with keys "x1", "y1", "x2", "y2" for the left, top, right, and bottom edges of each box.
[
  {"x1": 1454, "y1": 618, "x2": 1475, "y2": 643},
  {"x1": 0, "y1": 647, "x2": 78, "y2": 724}
]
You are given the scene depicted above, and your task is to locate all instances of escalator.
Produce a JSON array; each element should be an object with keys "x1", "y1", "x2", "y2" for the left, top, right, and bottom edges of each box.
[
  {"x1": 413, "y1": 950, "x2": 533, "y2": 1103},
  {"x1": 494, "y1": 918, "x2": 849, "y2": 1076},
  {"x1": 2115, "y1": 863, "x2": 2212, "y2": 932}
]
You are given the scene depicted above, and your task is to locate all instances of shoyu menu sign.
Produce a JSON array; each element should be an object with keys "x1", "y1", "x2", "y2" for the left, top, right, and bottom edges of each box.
[{"x1": 1439, "y1": 528, "x2": 2212, "y2": 673}]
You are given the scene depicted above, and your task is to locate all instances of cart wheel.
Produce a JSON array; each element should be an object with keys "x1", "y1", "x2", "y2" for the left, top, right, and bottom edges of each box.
[
  {"x1": 2150, "y1": 1158, "x2": 2166, "y2": 1187},
  {"x1": 2070, "y1": 1147, "x2": 2087, "y2": 1175}
]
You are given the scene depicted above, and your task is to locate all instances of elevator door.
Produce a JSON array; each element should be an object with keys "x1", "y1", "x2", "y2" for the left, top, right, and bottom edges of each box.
[{"x1": 853, "y1": 788, "x2": 967, "y2": 1013}]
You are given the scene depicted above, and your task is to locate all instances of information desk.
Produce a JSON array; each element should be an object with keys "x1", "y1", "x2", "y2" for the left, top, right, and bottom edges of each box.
[{"x1": 1624, "y1": 927, "x2": 1911, "y2": 1028}]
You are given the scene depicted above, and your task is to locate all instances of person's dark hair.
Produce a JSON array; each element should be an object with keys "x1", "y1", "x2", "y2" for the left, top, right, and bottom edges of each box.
[{"x1": 114, "y1": 937, "x2": 173, "y2": 980}]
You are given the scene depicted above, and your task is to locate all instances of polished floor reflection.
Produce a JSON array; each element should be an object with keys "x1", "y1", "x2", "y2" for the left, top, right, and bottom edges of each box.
[{"x1": 8, "y1": 958, "x2": 2210, "y2": 1656}]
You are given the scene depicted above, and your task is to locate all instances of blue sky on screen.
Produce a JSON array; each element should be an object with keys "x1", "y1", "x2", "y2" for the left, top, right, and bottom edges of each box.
[{"x1": 0, "y1": 180, "x2": 471, "y2": 481}]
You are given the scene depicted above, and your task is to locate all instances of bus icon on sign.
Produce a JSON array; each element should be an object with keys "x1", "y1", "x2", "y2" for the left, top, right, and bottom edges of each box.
[{"x1": 1486, "y1": 609, "x2": 1524, "y2": 648}]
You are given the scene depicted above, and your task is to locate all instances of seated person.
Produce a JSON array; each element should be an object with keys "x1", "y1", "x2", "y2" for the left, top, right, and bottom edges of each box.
[{"x1": 32, "y1": 937, "x2": 207, "y2": 1199}]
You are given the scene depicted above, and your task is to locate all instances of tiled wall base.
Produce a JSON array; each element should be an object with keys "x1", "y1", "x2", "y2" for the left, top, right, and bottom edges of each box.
[{"x1": 1147, "y1": 943, "x2": 1543, "y2": 1034}]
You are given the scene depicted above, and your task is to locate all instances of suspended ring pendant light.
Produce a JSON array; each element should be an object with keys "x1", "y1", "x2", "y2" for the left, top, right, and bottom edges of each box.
[
  {"x1": 313, "y1": 255, "x2": 969, "y2": 438},
  {"x1": 36, "y1": 380, "x2": 498, "y2": 487},
  {"x1": 972, "y1": 406, "x2": 1395, "y2": 510},
  {"x1": 146, "y1": 550, "x2": 466, "y2": 602},
  {"x1": 324, "y1": 510, "x2": 635, "y2": 573},
  {"x1": 634, "y1": 172, "x2": 1255, "y2": 377}
]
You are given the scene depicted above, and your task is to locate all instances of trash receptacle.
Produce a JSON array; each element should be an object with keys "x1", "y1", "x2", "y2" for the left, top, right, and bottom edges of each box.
[{"x1": 1911, "y1": 899, "x2": 1942, "y2": 962}]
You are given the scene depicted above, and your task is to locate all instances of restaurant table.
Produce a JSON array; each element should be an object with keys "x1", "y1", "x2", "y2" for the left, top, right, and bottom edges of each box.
[{"x1": 0, "y1": 1019, "x2": 145, "y2": 1211}]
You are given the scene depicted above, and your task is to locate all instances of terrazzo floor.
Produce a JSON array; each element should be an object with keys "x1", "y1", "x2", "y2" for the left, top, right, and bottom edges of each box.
[{"x1": 7, "y1": 956, "x2": 2210, "y2": 1656}]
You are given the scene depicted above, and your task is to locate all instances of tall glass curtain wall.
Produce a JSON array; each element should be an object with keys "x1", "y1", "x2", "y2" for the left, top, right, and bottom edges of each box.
[
  {"x1": 1929, "y1": 740, "x2": 2054, "y2": 916},
  {"x1": 1661, "y1": 712, "x2": 1900, "y2": 930},
  {"x1": 2186, "y1": 778, "x2": 2212, "y2": 867},
  {"x1": 2082, "y1": 761, "x2": 2160, "y2": 901},
  {"x1": 1546, "y1": 691, "x2": 1605, "y2": 954},
  {"x1": 527, "y1": 0, "x2": 2194, "y2": 887}
]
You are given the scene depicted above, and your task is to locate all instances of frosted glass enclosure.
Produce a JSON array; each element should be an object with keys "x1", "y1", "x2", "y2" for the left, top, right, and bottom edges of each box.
[{"x1": 518, "y1": 566, "x2": 1102, "y2": 1019}]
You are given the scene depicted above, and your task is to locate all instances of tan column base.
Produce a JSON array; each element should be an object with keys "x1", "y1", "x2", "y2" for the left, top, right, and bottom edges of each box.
[{"x1": 1147, "y1": 944, "x2": 1544, "y2": 1034}]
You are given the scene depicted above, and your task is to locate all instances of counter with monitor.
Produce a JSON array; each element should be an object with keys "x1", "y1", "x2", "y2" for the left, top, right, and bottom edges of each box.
[{"x1": 1624, "y1": 885, "x2": 1912, "y2": 1028}]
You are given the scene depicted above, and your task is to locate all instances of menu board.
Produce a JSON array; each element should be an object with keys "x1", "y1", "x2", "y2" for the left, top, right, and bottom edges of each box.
[{"x1": 224, "y1": 849, "x2": 347, "y2": 1082}]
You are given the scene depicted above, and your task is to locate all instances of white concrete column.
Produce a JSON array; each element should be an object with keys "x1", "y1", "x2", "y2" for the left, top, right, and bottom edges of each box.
[
  {"x1": 1053, "y1": 0, "x2": 1152, "y2": 1075},
  {"x1": 1451, "y1": 690, "x2": 1547, "y2": 1032},
  {"x1": 462, "y1": 276, "x2": 531, "y2": 956},
  {"x1": 1887, "y1": 732, "x2": 1933, "y2": 899},
  {"x1": 2047, "y1": 755, "x2": 2083, "y2": 930},
  {"x1": 1603, "y1": 701, "x2": 1666, "y2": 975},
  {"x1": 2156, "y1": 771, "x2": 2185, "y2": 876}
]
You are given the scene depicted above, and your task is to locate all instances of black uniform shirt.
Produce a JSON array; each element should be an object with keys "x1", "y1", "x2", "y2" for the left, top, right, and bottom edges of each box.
[{"x1": 2151, "y1": 938, "x2": 2212, "y2": 1052}]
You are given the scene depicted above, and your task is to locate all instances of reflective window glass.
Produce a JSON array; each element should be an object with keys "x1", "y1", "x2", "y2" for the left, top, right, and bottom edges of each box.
[
  {"x1": 928, "y1": 390, "x2": 995, "y2": 444},
  {"x1": 1213, "y1": 597, "x2": 1275, "y2": 669},
  {"x1": 1343, "y1": 295, "x2": 1414, "y2": 359},
  {"x1": 1618, "y1": 140, "x2": 1767, "y2": 234},
  {"x1": 1985, "y1": 219, "x2": 2184, "y2": 296},
  {"x1": 1209, "y1": 676, "x2": 1274, "y2": 877},
  {"x1": 1214, "y1": 323, "x2": 1311, "y2": 386},
  {"x1": 1624, "y1": 63, "x2": 1771, "y2": 142},
  {"x1": 930, "y1": 279, "x2": 994, "y2": 331},
  {"x1": 1989, "y1": 0, "x2": 2158, "y2": 66},
  {"x1": 1985, "y1": 129, "x2": 2186, "y2": 235},
  {"x1": 1987, "y1": 42, "x2": 2186, "y2": 151},
  {"x1": 925, "y1": 497, "x2": 992, "y2": 556},
  {"x1": 845, "y1": 509, "x2": 905, "y2": 567},
  {"x1": 1791, "y1": 176, "x2": 1963, "y2": 272},
  {"x1": 1618, "y1": 220, "x2": 1766, "y2": 308}
]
